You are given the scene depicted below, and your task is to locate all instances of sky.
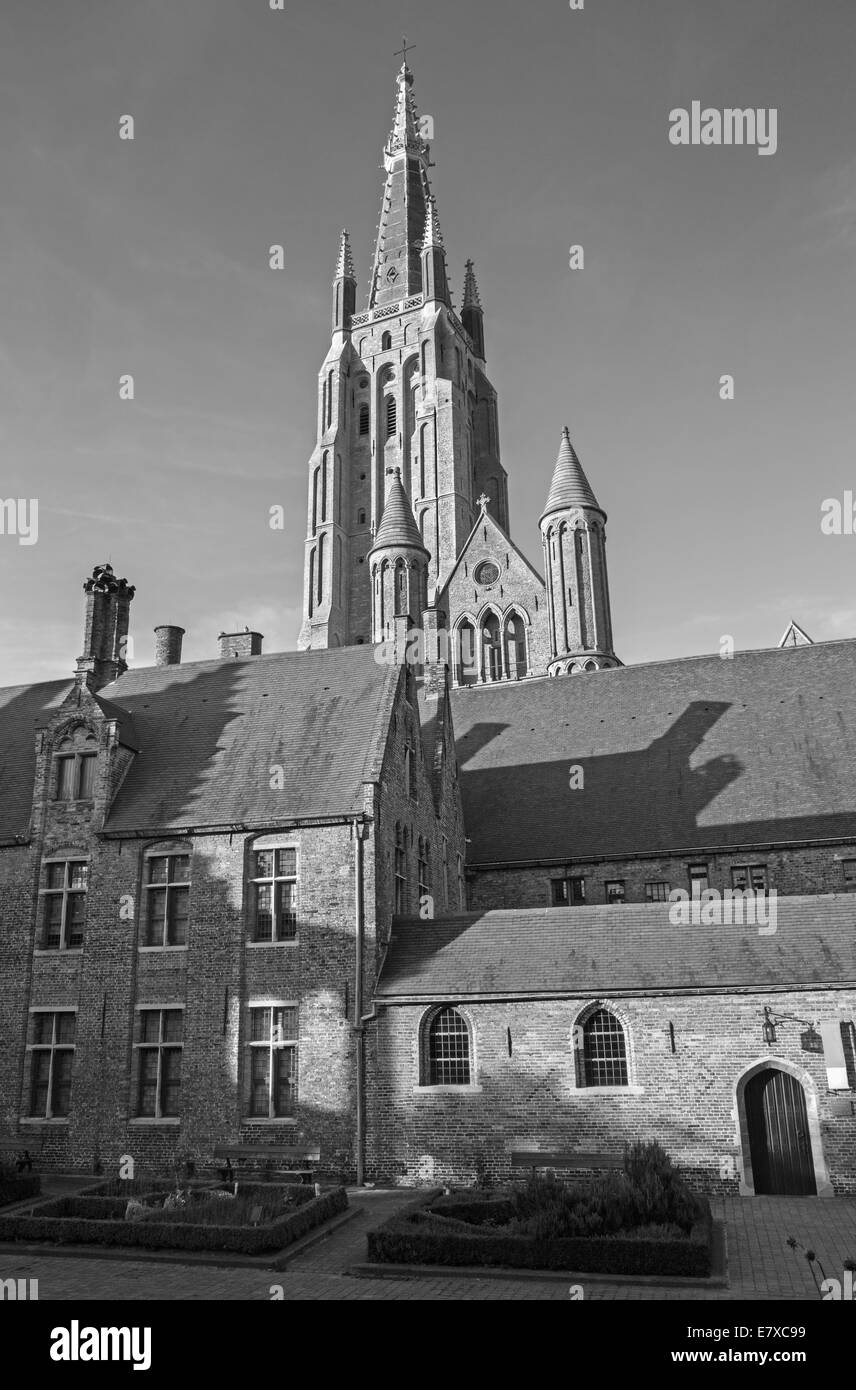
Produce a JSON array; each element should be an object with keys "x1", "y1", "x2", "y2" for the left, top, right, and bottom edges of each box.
[{"x1": 0, "y1": 0, "x2": 854, "y2": 685}]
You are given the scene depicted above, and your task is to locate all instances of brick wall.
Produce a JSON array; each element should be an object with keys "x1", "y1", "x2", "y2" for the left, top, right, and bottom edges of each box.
[
  {"x1": 469, "y1": 843, "x2": 856, "y2": 911},
  {"x1": 366, "y1": 988, "x2": 856, "y2": 1194}
]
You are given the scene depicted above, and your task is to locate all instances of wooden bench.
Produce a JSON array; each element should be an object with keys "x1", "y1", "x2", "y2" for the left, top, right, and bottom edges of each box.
[
  {"x1": 510, "y1": 1150, "x2": 624, "y2": 1177},
  {"x1": 213, "y1": 1144, "x2": 320, "y2": 1185},
  {"x1": 0, "y1": 1133, "x2": 45, "y2": 1173}
]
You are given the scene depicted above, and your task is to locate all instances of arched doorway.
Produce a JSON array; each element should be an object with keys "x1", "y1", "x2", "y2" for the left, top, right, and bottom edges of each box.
[{"x1": 744, "y1": 1068, "x2": 817, "y2": 1195}]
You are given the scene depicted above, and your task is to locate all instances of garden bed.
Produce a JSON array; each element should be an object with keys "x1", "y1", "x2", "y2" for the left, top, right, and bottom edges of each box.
[
  {"x1": 0, "y1": 1180, "x2": 347, "y2": 1255},
  {"x1": 368, "y1": 1143, "x2": 713, "y2": 1277}
]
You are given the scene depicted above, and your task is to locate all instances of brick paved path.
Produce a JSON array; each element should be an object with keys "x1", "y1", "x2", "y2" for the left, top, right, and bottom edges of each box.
[{"x1": 1, "y1": 1189, "x2": 853, "y2": 1301}]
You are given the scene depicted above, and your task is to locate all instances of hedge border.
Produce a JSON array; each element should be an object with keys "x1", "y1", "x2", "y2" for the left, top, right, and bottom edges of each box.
[
  {"x1": 0, "y1": 1186, "x2": 347, "y2": 1255},
  {"x1": 367, "y1": 1200, "x2": 712, "y2": 1277}
]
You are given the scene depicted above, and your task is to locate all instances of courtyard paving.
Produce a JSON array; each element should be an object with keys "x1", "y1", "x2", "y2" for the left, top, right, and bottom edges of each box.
[{"x1": 1, "y1": 1184, "x2": 853, "y2": 1301}]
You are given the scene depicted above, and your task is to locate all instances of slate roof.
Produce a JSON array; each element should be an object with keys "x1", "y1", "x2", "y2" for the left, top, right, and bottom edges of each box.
[
  {"x1": 449, "y1": 639, "x2": 856, "y2": 865},
  {"x1": 0, "y1": 647, "x2": 397, "y2": 838},
  {"x1": 541, "y1": 428, "x2": 602, "y2": 519},
  {"x1": 0, "y1": 680, "x2": 71, "y2": 840},
  {"x1": 377, "y1": 898, "x2": 856, "y2": 999}
]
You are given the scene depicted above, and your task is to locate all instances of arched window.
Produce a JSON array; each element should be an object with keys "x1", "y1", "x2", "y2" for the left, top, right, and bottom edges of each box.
[
  {"x1": 386, "y1": 395, "x2": 397, "y2": 439},
  {"x1": 394, "y1": 823, "x2": 407, "y2": 915},
  {"x1": 395, "y1": 560, "x2": 407, "y2": 613},
  {"x1": 359, "y1": 403, "x2": 370, "y2": 435},
  {"x1": 326, "y1": 370, "x2": 334, "y2": 429},
  {"x1": 424, "y1": 1007, "x2": 471, "y2": 1086},
  {"x1": 455, "y1": 620, "x2": 477, "y2": 686},
  {"x1": 358, "y1": 508, "x2": 366, "y2": 525},
  {"x1": 321, "y1": 452, "x2": 329, "y2": 523},
  {"x1": 580, "y1": 1008, "x2": 628, "y2": 1087},
  {"x1": 420, "y1": 340, "x2": 429, "y2": 377},
  {"x1": 504, "y1": 612, "x2": 527, "y2": 679},
  {"x1": 311, "y1": 466, "x2": 320, "y2": 535},
  {"x1": 308, "y1": 548, "x2": 316, "y2": 617},
  {"x1": 316, "y1": 533, "x2": 325, "y2": 605},
  {"x1": 483, "y1": 612, "x2": 501, "y2": 681},
  {"x1": 419, "y1": 423, "x2": 428, "y2": 495},
  {"x1": 381, "y1": 331, "x2": 393, "y2": 351}
]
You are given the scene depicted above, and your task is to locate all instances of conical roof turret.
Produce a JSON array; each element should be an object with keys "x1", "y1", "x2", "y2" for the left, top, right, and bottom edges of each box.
[
  {"x1": 541, "y1": 428, "x2": 603, "y2": 521},
  {"x1": 369, "y1": 469, "x2": 427, "y2": 553}
]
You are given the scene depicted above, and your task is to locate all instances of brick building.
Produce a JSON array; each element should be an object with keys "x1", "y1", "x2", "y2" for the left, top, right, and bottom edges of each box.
[{"x1": 1, "y1": 60, "x2": 854, "y2": 1196}]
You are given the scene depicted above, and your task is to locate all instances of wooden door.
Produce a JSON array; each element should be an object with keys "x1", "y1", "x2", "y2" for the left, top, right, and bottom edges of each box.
[{"x1": 745, "y1": 1068, "x2": 816, "y2": 1195}]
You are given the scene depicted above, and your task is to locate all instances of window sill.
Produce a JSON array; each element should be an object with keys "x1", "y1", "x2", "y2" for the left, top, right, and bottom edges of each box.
[
  {"x1": 128, "y1": 1118, "x2": 181, "y2": 1126},
  {"x1": 33, "y1": 949, "x2": 83, "y2": 957},
  {"x1": 412, "y1": 1085, "x2": 483, "y2": 1095},
  {"x1": 568, "y1": 1085, "x2": 644, "y2": 1097},
  {"x1": 241, "y1": 1118, "x2": 298, "y2": 1126},
  {"x1": 19, "y1": 1117, "x2": 69, "y2": 1126},
  {"x1": 138, "y1": 946, "x2": 188, "y2": 954},
  {"x1": 245, "y1": 940, "x2": 299, "y2": 948}
]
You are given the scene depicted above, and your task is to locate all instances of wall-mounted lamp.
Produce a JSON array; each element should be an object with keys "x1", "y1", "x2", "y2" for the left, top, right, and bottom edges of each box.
[{"x1": 763, "y1": 1005, "x2": 813, "y2": 1046}]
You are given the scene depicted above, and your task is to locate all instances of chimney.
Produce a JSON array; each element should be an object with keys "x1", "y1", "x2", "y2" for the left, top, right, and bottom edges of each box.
[
  {"x1": 218, "y1": 630, "x2": 263, "y2": 660},
  {"x1": 154, "y1": 625, "x2": 185, "y2": 667},
  {"x1": 76, "y1": 563, "x2": 136, "y2": 692}
]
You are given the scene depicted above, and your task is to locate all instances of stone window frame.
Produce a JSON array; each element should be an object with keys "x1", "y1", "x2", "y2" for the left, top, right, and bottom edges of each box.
[
  {"x1": 140, "y1": 844, "x2": 192, "y2": 950},
  {"x1": 245, "y1": 836, "x2": 300, "y2": 948},
  {"x1": 37, "y1": 852, "x2": 90, "y2": 952},
  {"x1": 244, "y1": 1001, "x2": 299, "y2": 1122},
  {"x1": 570, "y1": 1000, "x2": 642, "y2": 1095},
  {"x1": 52, "y1": 722, "x2": 98, "y2": 803},
  {"x1": 414, "y1": 1004, "x2": 481, "y2": 1093},
  {"x1": 730, "y1": 864, "x2": 768, "y2": 893},
  {"x1": 24, "y1": 1007, "x2": 77, "y2": 1122},
  {"x1": 130, "y1": 1004, "x2": 184, "y2": 1123},
  {"x1": 644, "y1": 880, "x2": 671, "y2": 902}
]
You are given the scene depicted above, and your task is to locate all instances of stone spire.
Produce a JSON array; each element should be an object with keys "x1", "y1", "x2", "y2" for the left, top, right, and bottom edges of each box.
[
  {"x1": 541, "y1": 426, "x2": 603, "y2": 521},
  {"x1": 335, "y1": 228, "x2": 355, "y2": 280},
  {"x1": 462, "y1": 259, "x2": 481, "y2": 308},
  {"x1": 462, "y1": 258, "x2": 485, "y2": 359},
  {"x1": 539, "y1": 431, "x2": 618, "y2": 676},
  {"x1": 420, "y1": 196, "x2": 450, "y2": 306},
  {"x1": 369, "y1": 63, "x2": 434, "y2": 311},
  {"x1": 332, "y1": 228, "x2": 356, "y2": 335}
]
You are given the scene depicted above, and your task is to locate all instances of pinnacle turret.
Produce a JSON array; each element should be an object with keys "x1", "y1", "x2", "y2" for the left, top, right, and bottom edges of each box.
[
  {"x1": 335, "y1": 229, "x2": 355, "y2": 281},
  {"x1": 422, "y1": 196, "x2": 444, "y2": 250},
  {"x1": 462, "y1": 259, "x2": 481, "y2": 309}
]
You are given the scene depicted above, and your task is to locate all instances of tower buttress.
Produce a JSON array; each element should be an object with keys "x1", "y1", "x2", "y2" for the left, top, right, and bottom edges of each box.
[
  {"x1": 539, "y1": 428, "x2": 619, "y2": 676},
  {"x1": 420, "y1": 198, "x2": 450, "y2": 307}
]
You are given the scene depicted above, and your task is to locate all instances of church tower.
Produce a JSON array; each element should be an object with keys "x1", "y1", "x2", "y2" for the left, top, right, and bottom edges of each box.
[
  {"x1": 540, "y1": 428, "x2": 620, "y2": 675},
  {"x1": 298, "y1": 59, "x2": 508, "y2": 650}
]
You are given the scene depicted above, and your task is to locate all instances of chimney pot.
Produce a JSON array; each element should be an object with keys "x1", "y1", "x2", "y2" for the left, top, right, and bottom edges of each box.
[{"x1": 154, "y1": 625, "x2": 185, "y2": 667}]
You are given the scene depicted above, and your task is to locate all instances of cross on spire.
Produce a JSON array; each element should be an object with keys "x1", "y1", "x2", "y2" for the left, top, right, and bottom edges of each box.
[
  {"x1": 394, "y1": 35, "x2": 415, "y2": 65},
  {"x1": 477, "y1": 493, "x2": 490, "y2": 512}
]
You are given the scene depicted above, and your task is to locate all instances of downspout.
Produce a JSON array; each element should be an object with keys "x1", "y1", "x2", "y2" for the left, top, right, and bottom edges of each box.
[{"x1": 353, "y1": 817, "x2": 367, "y2": 1186}]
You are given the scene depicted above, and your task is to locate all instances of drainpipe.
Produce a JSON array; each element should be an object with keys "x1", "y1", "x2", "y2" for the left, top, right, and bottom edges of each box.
[{"x1": 353, "y1": 818, "x2": 368, "y2": 1185}]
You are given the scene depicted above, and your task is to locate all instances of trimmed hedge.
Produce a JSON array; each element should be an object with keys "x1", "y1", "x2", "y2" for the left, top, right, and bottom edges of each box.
[
  {"x1": 367, "y1": 1202, "x2": 713, "y2": 1277},
  {"x1": 0, "y1": 1186, "x2": 348, "y2": 1255},
  {"x1": 0, "y1": 1173, "x2": 41, "y2": 1209}
]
